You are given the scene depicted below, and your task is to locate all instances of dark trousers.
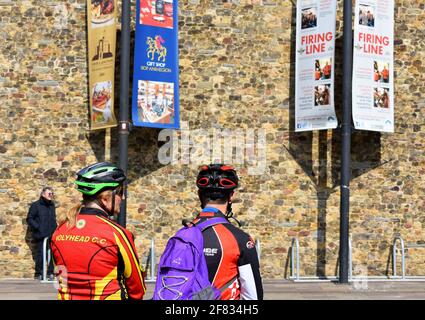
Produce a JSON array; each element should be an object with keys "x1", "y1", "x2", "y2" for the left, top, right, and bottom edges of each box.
[{"x1": 35, "y1": 238, "x2": 54, "y2": 276}]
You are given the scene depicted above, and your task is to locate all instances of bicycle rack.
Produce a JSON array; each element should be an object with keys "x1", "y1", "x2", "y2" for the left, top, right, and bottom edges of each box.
[
  {"x1": 391, "y1": 236, "x2": 425, "y2": 280},
  {"x1": 348, "y1": 235, "x2": 353, "y2": 280},
  {"x1": 289, "y1": 235, "x2": 425, "y2": 282},
  {"x1": 289, "y1": 236, "x2": 352, "y2": 282},
  {"x1": 389, "y1": 235, "x2": 425, "y2": 280},
  {"x1": 40, "y1": 237, "x2": 53, "y2": 283},
  {"x1": 290, "y1": 237, "x2": 300, "y2": 281},
  {"x1": 145, "y1": 238, "x2": 157, "y2": 283},
  {"x1": 393, "y1": 236, "x2": 406, "y2": 279}
]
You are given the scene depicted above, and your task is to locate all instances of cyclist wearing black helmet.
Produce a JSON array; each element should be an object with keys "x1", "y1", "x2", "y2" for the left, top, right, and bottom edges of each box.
[
  {"x1": 192, "y1": 164, "x2": 263, "y2": 300},
  {"x1": 50, "y1": 162, "x2": 146, "y2": 300}
]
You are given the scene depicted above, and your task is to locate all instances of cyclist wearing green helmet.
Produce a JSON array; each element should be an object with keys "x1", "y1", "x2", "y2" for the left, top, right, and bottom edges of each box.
[
  {"x1": 50, "y1": 162, "x2": 146, "y2": 300},
  {"x1": 73, "y1": 162, "x2": 127, "y2": 217}
]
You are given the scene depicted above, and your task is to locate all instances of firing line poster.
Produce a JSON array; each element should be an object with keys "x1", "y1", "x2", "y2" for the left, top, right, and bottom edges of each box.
[
  {"x1": 87, "y1": 0, "x2": 118, "y2": 130},
  {"x1": 352, "y1": 0, "x2": 394, "y2": 132},
  {"x1": 295, "y1": 0, "x2": 338, "y2": 132},
  {"x1": 132, "y1": 0, "x2": 180, "y2": 129}
]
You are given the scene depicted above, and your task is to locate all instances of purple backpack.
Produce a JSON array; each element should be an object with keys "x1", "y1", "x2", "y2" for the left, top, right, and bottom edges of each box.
[{"x1": 152, "y1": 217, "x2": 228, "y2": 300}]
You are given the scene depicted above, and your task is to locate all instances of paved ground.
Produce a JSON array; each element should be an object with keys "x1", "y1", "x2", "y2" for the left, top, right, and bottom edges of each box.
[{"x1": 1, "y1": 279, "x2": 425, "y2": 300}]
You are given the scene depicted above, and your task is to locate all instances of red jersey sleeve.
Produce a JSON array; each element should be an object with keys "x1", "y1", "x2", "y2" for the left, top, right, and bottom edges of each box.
[{"x1": 102, "y1": 218, "x2": 146, "y2": 300}]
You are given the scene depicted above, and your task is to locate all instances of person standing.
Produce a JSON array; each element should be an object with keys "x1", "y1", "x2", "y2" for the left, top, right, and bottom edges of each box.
[
  {"x1": 374, "y1": 70, "x2": 380, "y2": 82},
  {"x1": 193, "y1": 164, "x2": 263, "y2": 300},
  {"x1": 50, "y1": 162, "x2": 146, "y2": 300},
  {"x1": 322, "y1": 61, "x2": 331, "y2": 79},
  {"x1": 27, "y1": 186, "x2": 57, "y2": 280},
  {"x1": 315, "y1": 67, "x2": 322, "y2": 81},
  {"x1": 381, "y1": 65, "x2": 389, "y2": 83}
]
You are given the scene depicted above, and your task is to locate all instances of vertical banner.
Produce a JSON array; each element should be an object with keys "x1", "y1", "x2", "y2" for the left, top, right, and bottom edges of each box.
[
  {"x1": 295, "y1": 0, "x2": 338, "y2": 132},
  {"x1": 132, "y1": 0, "x2": 180, "y2": 129},
  {"x1": 352, "y1": 0, "x2": 394, "y2": 132},
  {"x1": 87, "y1": 0, "x2": 118, "y2": 130}
]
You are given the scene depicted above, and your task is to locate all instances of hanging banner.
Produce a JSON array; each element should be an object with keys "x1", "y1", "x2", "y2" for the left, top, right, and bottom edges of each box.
[
  {"x1": 352, "y1": 0, "x2": 394, "y2": 132},
  {"x1": 295, "y1": 0, "x2": 338, "y2": 132},
  {"x1": 87, "y1": 0, "x2": 118, "y2": 130},
  {"x1": 132, "y1": 0, "x2": 179, "y2": 129}
]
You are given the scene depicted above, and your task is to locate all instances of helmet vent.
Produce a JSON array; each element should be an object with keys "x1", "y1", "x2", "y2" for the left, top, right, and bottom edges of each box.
[{"x1": 93, "y1": 168, "x2": 108, "y2": 175}]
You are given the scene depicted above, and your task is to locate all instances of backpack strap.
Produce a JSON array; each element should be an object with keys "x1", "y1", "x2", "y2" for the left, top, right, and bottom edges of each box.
[
  {"x1": 196, "y1": 217, "x2": 229, "y2": 232},
  {"x1": 217, "y1": 276, "x2": 238, "y2": 293}
]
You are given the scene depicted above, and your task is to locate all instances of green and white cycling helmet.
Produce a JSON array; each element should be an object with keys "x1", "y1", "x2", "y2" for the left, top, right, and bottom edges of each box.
[{"x1": 74, "y1": 162, "x2": 126, "y2": 196}]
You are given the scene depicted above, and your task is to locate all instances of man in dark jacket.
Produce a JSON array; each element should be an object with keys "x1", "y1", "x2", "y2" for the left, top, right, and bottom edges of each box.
[{"x1": 27, "y1": 186, "x2": 57, "y2": 280}]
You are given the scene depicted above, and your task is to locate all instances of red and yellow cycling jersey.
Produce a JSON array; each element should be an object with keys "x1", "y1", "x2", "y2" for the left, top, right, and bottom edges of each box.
[{"x1": 51, "y1": 208, "x2": 146, "y2": 300}]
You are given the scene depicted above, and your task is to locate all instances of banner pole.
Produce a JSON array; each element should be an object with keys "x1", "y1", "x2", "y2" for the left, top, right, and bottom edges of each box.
[
  {"x1": 105, "y1": 128, "x2": 111, "y2": 162},
  {"x1": 339, "y1": 0, "x2": 353, "y2": 284},
  {"x1": 118, "y1": 0, "x2": 131, "y2": 228}
]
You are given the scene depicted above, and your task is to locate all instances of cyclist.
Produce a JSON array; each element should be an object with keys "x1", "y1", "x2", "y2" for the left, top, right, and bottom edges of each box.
[
  {"x1": 192, "y1": 164, "x2": 263, "y2": 300},
  {"x1": 50, "y1": 162, "x2": 146, "y2": 300}
]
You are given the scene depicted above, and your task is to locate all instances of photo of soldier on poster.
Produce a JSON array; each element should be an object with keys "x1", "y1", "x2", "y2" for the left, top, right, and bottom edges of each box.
[
  {"x1": 301, "y1": 7, "x2": 317, "y2": 29},
  {"x1": 373, "y1": 60, "x2": 390, "y2": 83},
  {"x1": 373, "y1": 87, "x2": 390, "y2": 109},
  {"x1": 315, "y1": 58, "x2": 332, "y2": 80},
  {"x1": 359, "y1": 4, "x2": 375, "y2": 27},
  {"x1": 314, "y1": 84, "x2": 331, "y2": 106}
]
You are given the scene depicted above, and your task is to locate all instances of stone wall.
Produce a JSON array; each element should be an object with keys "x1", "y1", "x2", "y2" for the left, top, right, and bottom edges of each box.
[{"x1": 0, "y1": 0, "x2": 425, "y2": 280}]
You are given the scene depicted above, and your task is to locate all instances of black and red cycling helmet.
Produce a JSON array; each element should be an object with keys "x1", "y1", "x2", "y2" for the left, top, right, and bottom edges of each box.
[{"x1": 196, "y1": 164, "x2": 238, "y2": 199}]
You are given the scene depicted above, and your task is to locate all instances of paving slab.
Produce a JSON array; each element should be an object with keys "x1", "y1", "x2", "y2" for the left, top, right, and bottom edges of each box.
[{"x1": 0, "y1": 279, "x2": 425, "y2": 300}]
